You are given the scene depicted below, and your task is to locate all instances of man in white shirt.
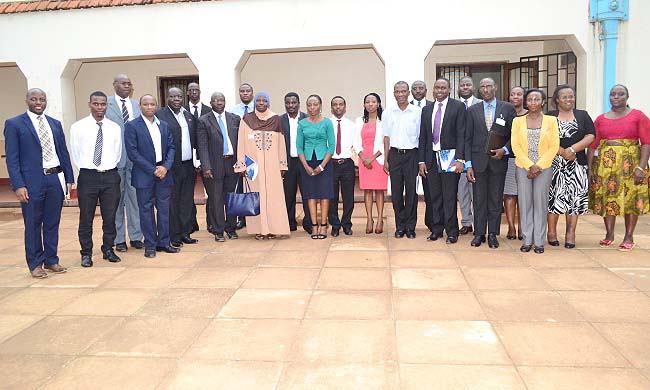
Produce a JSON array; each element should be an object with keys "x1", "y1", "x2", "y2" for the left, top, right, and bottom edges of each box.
[
  {"x1": 457, "y1": 76, "x2": 482, "y2": 235},
  {"x1": 70, "y1": 91, "x2": 123, "y2": 267},
  {"x1": 328, "y1": 96, "x2": 356, "y2": 236},
  {"x1": 383, "y1": 81, "x2": 421, "y2": 239}
]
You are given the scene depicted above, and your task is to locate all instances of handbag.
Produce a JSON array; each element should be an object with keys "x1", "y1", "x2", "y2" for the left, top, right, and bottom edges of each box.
[{"x1": 225, "y1": 178, "x2": 260, "y2": 217}]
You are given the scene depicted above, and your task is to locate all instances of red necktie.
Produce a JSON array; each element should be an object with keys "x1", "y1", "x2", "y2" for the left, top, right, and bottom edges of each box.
[{"x1": 336, "y1": 119, "x2": 342, "y2": 155}]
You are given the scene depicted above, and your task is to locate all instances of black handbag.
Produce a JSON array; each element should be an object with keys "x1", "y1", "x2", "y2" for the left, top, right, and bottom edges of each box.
[{"x1": 226, "y1": 178, "x2": 260, "y2": 217}]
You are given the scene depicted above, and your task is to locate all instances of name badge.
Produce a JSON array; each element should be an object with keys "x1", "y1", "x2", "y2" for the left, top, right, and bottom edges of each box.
[
  {"x1": 495, "y1": 118, "x2": 506, "y2": 126},
  {"x1": 248, "y1": 134, "x2": 255, "y2": 140}
]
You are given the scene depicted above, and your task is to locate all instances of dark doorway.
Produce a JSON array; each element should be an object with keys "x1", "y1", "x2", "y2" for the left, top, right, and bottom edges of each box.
[{"x1": 158, "y1": 75, "x2": 199, "y2": 107}]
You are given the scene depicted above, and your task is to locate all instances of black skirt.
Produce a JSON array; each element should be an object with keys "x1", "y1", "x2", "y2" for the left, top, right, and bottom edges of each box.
[{"x1": 299, "y1": 152, "x2": 334, "y2": 200}]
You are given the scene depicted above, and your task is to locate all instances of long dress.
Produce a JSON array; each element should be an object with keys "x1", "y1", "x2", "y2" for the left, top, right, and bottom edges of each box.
[
  {"x1": 358, "y1": 122, "x2": 388, "y2": 190},
  {"x1": 234, "y1": 112, "x2": 290, "y2": 235}
]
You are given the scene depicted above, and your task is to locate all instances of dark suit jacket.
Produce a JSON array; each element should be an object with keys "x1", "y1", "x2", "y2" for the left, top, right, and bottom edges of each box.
[
  {"x1": 465, "y1": 100, "x2": 516, "y2": 173},
  {"x1": 184, "y1": 103, "x2": 211, "y2": 118},
  {"x1": 4, "y1": 113, "x2": 74, "y2": 193},
  {"x1": 155, "y1": 107, "x2": 197, "y2": 169},
  {"x1": 196, "y1": 111, "x2": 240, "y2": 178},
  {"x1": 410, "y1": 99, "x2": 434, "y2": 108},
  {"x1": 418, "y1": 98, "x2": 466, "y2": 168},
  {"x1": 546, "y1": 109, "x2": 595, "y2": 165},
  {"x1": 280, "y1": 111, "x2": 307, "y2": 168},
  {"x1": 124, "y1": 116, "x2": 175, "y2": 189}
]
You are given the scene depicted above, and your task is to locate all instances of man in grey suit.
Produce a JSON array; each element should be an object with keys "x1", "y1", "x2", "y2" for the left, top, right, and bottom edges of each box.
[
  {"x1": 106, "y1": 74, "x2": 144, "y2": 251},
  {"x1": 196, "y1": 92, "x2": 241, "y2": 242},
  {"x1": 456, "y1": 76, "x2": 482, "y2": 236}
]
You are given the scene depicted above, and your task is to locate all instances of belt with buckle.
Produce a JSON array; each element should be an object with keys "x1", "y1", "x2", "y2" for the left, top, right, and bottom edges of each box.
[
  {"x1": 43, "y1": 166, "x2": 62, "y2": 175},
  {"x1": 390, "y1": 147, "x2": 415, "y2": 154},
  {"x1": 223, "y1": 155, "x2": 234, "y2": 160},
  {"x1": 156, "y1": 161, "x2": 163, "y2": 166},
  {"x1": 332, "y1": 158, "x2": 350, "y2": 165},
  {"x1": 81, "y1": 167, "x2": 116, "y2": 173}
]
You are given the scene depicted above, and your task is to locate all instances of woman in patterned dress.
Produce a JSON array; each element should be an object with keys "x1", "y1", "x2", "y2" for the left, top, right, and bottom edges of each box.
[
  {"x1": 546, "y1": 85, "x2": 595, "y2": 249},
  {"x1": 587, "y1": 84, "x2": 650, "y2": 251},
  {"x1": 504, "y1": 86, "x2": 527, "y2": 240}
]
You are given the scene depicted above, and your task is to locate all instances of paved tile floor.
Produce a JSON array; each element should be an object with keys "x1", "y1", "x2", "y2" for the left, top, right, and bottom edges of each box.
[{"x1": 0, "y1": 204, "x2": 649, "y2": 389}]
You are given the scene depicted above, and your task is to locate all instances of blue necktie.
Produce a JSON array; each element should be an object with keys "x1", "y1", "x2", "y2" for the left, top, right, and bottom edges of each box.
[
  {"x1": 243, "y1": 105, "x2": 249, "y2": 115},
  {"x1": 218, "y1": 114, "x2": 230, "y2": 155}
]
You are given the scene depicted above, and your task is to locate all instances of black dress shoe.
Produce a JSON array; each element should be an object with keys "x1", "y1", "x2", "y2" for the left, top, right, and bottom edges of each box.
[
  {"x1": 215, "y1": 233, "x2": 225, "y2": 242},
  {"x1": 395, "y1": 230, "x2": 405, "y2": 238},
  {"x1": 81, "y1": 255, "x2": 93, "y2": 268},
  {"x1": 225, "y1": 231, "x2": 238, "y2": 240},
  {"x1": 446, "y1": 236, "x2": 458, "y2": 244},
  {"x1": 102, "y1": 249, "x2": 121, "y2": 263},
  {"x1": 343, "y1": 227, "x2": 353, "y2": 236},
  {"x1": 520, "y1": 244, "x2": 533, "y2": 253},
  {"x1": 170, "y1": 241, "x2": 183, "y2": 248},
  {"x1": 331, "y1": 227, "x2": 340, "y2": 237},
  {"x1": 236, "y1": 219, "x2": 246, "y2": 230},
  {"x1": 548, "y1": 240, "x2": 560, "y2": 247},
  {"x1": 130, "y1": 240, "x2": 144, "y2": 249},
  {"x1": 471, "y1": 235, "x2": 486, "y2": 247},
  {"x1": 290, "y1": 225, "x2": 298, "y2": 232},
  {"x1": 406, "y1": 230, "x2": 416, "y2": 239},
  {"x1": 487, "y1": 234, "x2": 499, "y2": 249},
  {"x1": 144, "y1": 249, "x2": 156, "y2": 258},
  {"x1": 459, "y1": 225, "x2": 473, "y2": 235},
  {"x1": 156, "y1": 246, "x2": 180, "y2": 253},
  {"x1": 534, "y1": 245, "x2": 545, "y2": 254},
  {"x1": 565, "y1": 242, "x2": 576, "y2": 249},
  {"x1": 207, "y1": 225, "x2": 216, "y2": 234},
  {"x1": 181, "y1": 235, "x2": 198, "y2": 244},
  {"x1": 115, "y1": 242, "x2": 128, "y2": 252},
  {"x1": 427, "y1": 232, "x2": 444, "y2": 241}
]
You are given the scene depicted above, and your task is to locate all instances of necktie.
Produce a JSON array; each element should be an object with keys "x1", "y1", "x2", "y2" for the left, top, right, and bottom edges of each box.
[
  {"x1": 464, "y1": 99, "x2": 469, "y2": 110},
  {"x1": 433, "y1": 103, "x2": 443, "y2": 145},
  {"x1": 120, "y1": 99, "x2": 129, "y2": 124},
  {"x1": 193, "y1": 105, "x2": 199, "y2": 118},
  {"x1": 336, "y1": 119, "x2": 342, "y2": 155},
  {"x1": 485, "y1": 104, "x2": 493, "y2": 130},
  {"x1": 93, "y1": 122, "x2": 103, "y2": 167},
  {"x1": 417, "y1": 100, "x2": 421, "y2": 107},
  {"x1": 243, "y1": 105, "x2": 249, "y2": 115},
  {"x1": 218, "y1": 114, "x2": 230, "y2": 155},
  {"x1": 37, "y1": 115, "x2": 54, "y2": 161}
]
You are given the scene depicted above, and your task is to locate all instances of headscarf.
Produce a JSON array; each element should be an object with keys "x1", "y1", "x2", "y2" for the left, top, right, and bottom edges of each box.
[{"x1": 243, "y1": 91, "x2": 282, "y2": 132}]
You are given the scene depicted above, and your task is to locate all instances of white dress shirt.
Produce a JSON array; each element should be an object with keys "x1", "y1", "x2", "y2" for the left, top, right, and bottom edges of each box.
[
  {"x1": 26, "y1": 110, "x2": 61, "y2": 168},
  {"x1": 230, "y1": 102, "x2": 254, "y2": 119},
  {"x1": 412, "y1": 98, "x2": 427, "y2": 108},
  {"x1": 115, "y1": 95, "x2": 135, "y2": 121},
  {"x1": 189, "y1": 101, "x2": 202, "y2": 117},
  {"x1": 213, "y1": 111, "x2": 234, "y2": 156},
  {"x1": 460, "y1": 95, "x2": 478, "y2": 109},
  {"x1": 288, "y1": 115, "x2": 300, "y2": 157},
  {"x1": 70, "y1": 115, "x2": 122, "y2": 170},
  {"x1": 169, "y1": 107, "x2": 193, "y2": 161},
  {"x1": 430, "y1": 97, "x2": 448, "y2": 152},
  {"x1": 330, "y1": 115, "x2": 355, "y2": 159},
  {"x1": 382, "y1": 104, "x2": 421, "y2": 149},
  {"x1": 144, "y1": 116, "x2": 163, "y2": 162}
]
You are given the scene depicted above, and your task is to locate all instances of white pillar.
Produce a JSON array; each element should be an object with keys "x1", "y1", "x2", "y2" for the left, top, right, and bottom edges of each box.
[{"x1": 187, "y1": 48, "x2": 242, "y2": 108}]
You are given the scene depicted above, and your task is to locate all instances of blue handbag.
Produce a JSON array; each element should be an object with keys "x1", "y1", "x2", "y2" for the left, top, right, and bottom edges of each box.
[{"x1": 226, "y1": 178, "x2": 260, "y2": 217}]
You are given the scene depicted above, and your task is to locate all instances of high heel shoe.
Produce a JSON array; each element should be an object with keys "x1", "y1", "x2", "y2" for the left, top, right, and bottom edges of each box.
[
  {"x1": 366, "y1": 219, "x2": 374, "y2": 234},
  {"x1": 311, "y1": 224, "x2": 320, "y2": 240},
  {"x1": 375, "y1": 220, "x2": 383, "y2": 234},
  {"x1": 318, "y1": 224, "x2": 328, "y2": 239}
]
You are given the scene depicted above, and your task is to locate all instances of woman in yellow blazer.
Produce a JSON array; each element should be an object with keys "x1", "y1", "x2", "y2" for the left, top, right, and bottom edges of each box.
[{"x1": 511, "y1": 89, "x2": 560, "y2": 253}]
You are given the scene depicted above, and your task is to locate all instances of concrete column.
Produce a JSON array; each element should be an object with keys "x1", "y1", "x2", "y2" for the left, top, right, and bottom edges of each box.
[{"x1": 187, "y1": 48, "x2": 243, "y2": 108}]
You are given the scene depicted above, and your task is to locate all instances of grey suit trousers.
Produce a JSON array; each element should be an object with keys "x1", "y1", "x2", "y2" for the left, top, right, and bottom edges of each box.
[
  {"x1": 115, "y1": 159, "x2": 143, "y2": 244},
  {"x1": 457, "y1": 172, "x2": 473, "y2": 226},
  {"x1": 516, "y1": 167, "x2": 553, "y2": 246}
]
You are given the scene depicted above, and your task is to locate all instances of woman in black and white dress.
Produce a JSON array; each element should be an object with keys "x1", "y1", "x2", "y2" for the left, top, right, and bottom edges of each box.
[{"x1": 547, "y1": 84, "x2": 596, "y2": 248}]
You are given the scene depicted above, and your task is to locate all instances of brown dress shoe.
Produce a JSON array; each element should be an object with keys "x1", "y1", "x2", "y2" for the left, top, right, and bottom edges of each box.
[
  {"x1": 30, "y1": 267, "x2": 48, "y2": 278},
  {"x1": 44, "y1": 264, "x2": 67, "y2": 274}
]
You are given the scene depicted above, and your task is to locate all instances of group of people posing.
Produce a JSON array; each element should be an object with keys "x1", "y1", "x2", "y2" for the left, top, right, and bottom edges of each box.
[{"x1": 4, "y1": 73, "x2": 649, "y2": 277}]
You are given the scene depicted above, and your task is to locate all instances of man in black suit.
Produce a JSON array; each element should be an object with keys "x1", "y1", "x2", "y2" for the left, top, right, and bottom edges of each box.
[
  {"x1": 156, "y1": 87, "x2": 198, "y2": 247},
  {"x1": 184, "y1": 82, "x2": 212, "y2": 234},
  {"x1": 410, "y1": 80, "x2": 433, "y2": 108},
  {"x1": 196, "y1": 92, "x2": 240, "y2": 242},
  {"x1": 465, "y1": 77, "x2": 516, "y2": 248},
  {"x1": 418, "y1": 77, "x2": 466, "y2": 244},
  {"x1": 280, "y1": 92, "x2": 312, "y2": 234}
]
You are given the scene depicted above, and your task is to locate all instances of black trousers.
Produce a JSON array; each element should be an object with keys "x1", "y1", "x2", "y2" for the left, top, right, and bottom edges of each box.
[
  {"x1": 77, "y1": 168, "x2": 121, "y2": 256},
  {"x1": 284, "y1": 157, "x2": 312, "y2": 230},
  {"x1": 170, "y1": 160, "x2": 196, "y2": 241},
  {"x1": 388, "y1": 148, "x2": 418, "y2": 231},
  {"x1": 422, "y1": 155, "x2": 461, "y2": 237},
  {"x1": 473, "y1": 162, "x2": 507, "y2": 236},
  {"x1": 205, "y1": 161, "x2": 238, "y2": 234},
  {"x1": 328, "y1": 158, "x2": 355, "y2": 229}
]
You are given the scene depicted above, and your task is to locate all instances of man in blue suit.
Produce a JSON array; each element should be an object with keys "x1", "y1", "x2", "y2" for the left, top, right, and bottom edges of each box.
[
  {"x1": 106, "y1": 74, "x2": 144, "y2": 252},
  {"x1": 124, "y1": 94, "x2": 178, "y2": 258},
  {"x1": 4, "y1": 88, "x2": 74, "y2": 278}
]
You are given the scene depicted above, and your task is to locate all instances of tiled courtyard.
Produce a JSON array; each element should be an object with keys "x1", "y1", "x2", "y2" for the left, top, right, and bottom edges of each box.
[{"x1": 0, "y1": 204, "x2": 649, "y2": 389}]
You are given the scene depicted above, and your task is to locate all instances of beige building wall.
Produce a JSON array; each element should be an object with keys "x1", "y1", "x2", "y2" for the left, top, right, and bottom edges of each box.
[
  {"x1": 73, "y1": 57, "x2": 198, "y2": 120},
  {"x1": 240, "y1": 48, "x2": 385, "y2": 120},
  {"x1": 0, "y1": 64, "x2": 27, "y2": 179}
]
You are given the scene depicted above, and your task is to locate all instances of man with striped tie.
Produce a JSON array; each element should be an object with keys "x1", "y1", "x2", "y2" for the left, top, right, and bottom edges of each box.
[
  {"x1": 106, "y1": 74, "x2": 144, "y2": 252},
  {"x1": 70, "y1": 91, "x2": 123, "y2": 267}
]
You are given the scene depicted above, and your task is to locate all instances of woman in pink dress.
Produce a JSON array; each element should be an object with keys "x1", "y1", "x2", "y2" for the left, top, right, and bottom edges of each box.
[{"x1": 354, "y1": 93, "x2": 387, "y2": 234}]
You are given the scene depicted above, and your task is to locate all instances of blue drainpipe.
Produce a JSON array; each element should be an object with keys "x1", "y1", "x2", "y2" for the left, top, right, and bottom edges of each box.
[{"x1": 589, "y1": 0, "x2": 629, "y2": 111}]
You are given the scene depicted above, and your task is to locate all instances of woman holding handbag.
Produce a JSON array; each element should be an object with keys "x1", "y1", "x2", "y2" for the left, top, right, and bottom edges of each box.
[{"x1": 234, "y1": 92, "x2": 290, "y2": 240}]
